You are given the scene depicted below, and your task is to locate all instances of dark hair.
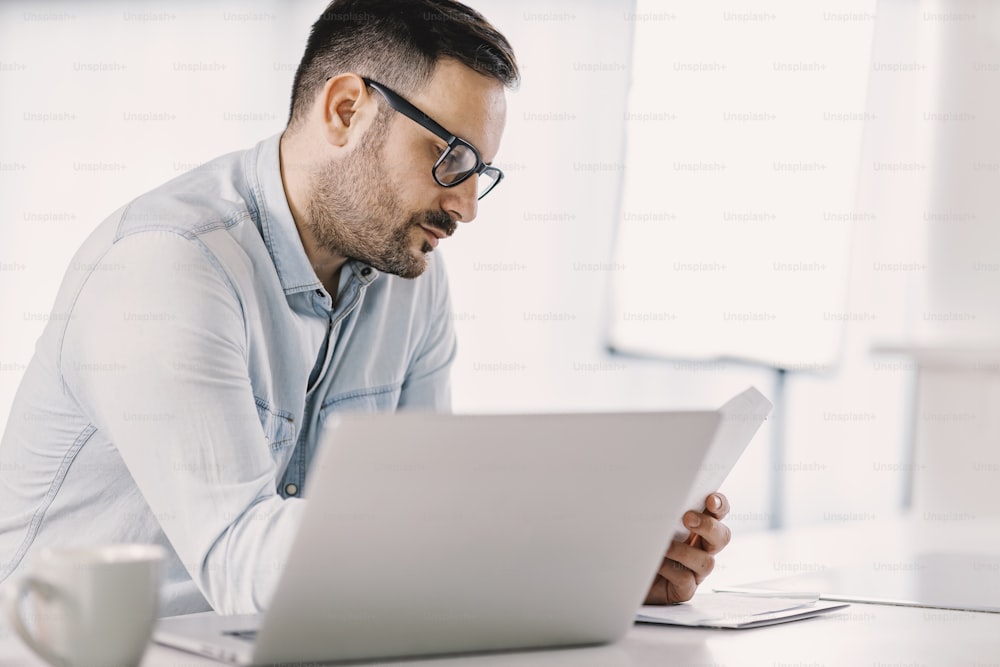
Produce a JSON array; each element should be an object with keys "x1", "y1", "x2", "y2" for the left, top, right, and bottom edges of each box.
[{"x1": 287, "y1": 0, "x2": 519, "y2": 129}]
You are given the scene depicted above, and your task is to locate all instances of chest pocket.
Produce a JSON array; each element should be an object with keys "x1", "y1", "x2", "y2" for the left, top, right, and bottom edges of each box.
[
  {"x1": 319, "y1": 383, "x2": 403, "y2": 420},
  {"x1": 255, "y1": 399, "x2": 297, "y2": 454}
]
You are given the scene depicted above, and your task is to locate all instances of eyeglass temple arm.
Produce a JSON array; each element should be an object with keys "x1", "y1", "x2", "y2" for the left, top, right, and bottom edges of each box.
[{"x1": 361, "y1": 77, "x2": 457, "y2": 145}]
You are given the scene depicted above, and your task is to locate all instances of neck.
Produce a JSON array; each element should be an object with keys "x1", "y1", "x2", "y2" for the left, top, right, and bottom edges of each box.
[{"x1": 278, "y1": 130, "x2": 348, "y2": 292}]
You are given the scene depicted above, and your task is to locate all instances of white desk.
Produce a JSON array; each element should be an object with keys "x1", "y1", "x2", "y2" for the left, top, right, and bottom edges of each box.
[{"x1": 3, "y1": 516, "x2": 999, "y2": 665}]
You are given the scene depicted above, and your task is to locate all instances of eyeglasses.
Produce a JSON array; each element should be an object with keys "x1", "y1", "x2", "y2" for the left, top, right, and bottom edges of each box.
[{"x1": 362, "y1": 78, "x2": 504, "y2": 200}]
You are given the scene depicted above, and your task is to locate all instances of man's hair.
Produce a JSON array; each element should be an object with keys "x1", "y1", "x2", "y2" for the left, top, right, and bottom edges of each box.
[{"x1": 287, "y1": 0, "x2": 519, "y2": 130}]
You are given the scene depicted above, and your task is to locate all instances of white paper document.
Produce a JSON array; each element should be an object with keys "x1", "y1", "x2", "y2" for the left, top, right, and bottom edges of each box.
[
  {"x1": 672, "y1": 387, "x2": 772, "y2": 542},
  {"x1": 636, "y1": 592, "x2": 850, "y2": 629}
]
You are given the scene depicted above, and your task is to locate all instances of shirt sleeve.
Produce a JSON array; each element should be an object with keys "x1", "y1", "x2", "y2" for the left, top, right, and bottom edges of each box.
[
  {"x1": 396, "y1": 254, "x2": 457, "y2": 413},
  {"x1": 60, "y1": 229, "x2": 303, "y2": 615}
]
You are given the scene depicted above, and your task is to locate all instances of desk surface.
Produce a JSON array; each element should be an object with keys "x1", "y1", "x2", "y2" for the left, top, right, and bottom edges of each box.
[{"x1": 3, "y1": 516, "x2": 999, "y2": 665}]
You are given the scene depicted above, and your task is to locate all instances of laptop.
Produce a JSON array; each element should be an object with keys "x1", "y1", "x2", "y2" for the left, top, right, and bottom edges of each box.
[{"x1": 154, "y1": 387, "x2": 772, "y2": 665}]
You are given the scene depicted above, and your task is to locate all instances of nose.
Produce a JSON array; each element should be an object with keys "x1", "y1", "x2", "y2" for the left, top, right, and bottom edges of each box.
[{"x1": 441, "y1": 175, "x2": 479, "y2": 223}]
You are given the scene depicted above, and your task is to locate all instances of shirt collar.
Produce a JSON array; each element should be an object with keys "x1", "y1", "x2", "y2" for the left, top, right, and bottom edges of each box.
[{"x1": 249, "y1": 133, "x2": 379, "y2": 295}]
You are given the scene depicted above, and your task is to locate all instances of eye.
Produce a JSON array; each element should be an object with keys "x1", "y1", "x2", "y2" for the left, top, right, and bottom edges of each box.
[{"x1": 439, "y1": 149, "x2": 460, "y2": 169}]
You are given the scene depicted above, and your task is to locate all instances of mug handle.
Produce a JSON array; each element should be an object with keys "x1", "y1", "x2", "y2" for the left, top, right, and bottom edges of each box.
[{"x1": 2, "y1": 576, "x2": 71, "y2": 667}]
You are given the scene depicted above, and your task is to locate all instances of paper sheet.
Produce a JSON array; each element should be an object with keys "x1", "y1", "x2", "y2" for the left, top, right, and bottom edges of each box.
[{"x1": 636, "y1": 592, "x2": 849, "y2": 629}]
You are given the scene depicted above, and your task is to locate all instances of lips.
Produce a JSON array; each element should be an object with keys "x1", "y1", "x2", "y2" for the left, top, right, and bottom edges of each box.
[{"x1": 419, "y1": 224, "x2": 447, "y2": 249}]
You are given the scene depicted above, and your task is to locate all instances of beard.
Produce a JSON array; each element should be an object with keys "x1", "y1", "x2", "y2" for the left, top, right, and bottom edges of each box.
[{"x1": 305, "y1": 121, "x2": 456, "y2": 279}]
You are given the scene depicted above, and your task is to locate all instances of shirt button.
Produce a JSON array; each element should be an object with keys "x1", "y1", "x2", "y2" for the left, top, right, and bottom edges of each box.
[
  {"x1": 361, "y1": 267, "x2": 372, "y2": 277},
  {"x1": 285, "y1": 483, "x2": 298, "y2": 496},
  {"x1": 315, "y1": 288, "x2": 324, "y2": 296}
]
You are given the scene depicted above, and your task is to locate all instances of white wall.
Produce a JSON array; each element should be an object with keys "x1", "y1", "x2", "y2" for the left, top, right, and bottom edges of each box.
[
  {"x1": 6, "y1": 0, "x2": 975, "y2": 537},
  {"x1": 611, "y1": 0, "x2": 872, "y2": 371}
]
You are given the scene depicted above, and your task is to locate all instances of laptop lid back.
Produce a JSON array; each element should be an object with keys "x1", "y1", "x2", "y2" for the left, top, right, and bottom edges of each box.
[{"x1": 252, "y1": 410, "x2": 721, "y2": 664}]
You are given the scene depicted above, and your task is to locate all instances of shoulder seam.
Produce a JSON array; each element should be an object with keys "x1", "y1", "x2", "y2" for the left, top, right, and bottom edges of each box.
[{"x1": 113, "y1": 210, "x2": 253, "y2": 243}]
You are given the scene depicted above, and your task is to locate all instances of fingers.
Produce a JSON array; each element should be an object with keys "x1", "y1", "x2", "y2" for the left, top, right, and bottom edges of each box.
[
  {"x1": 645, "y1": 493, "x2": 733, "y2": 605},
  {"x1": 644, "y1": 561, "x2": 698, "y2": 605},
  {"x1": 643, "y1": 570, "x2": 698, "y2": 604},
  {"x1": 644, "y1": 573, "x2": 669, "y2": 605},
  {"x1": 705, "y1": 492, "x2": 730, "y2": 519},
  {"x1": 645, "y1": 541, "x2": 717, "y2": 605},
  {"x1": 665, "y1": 540, "x2": 716, "y2": 584},
  {"x1": 682, "y1": 509, "x2": 732, "y2": 555}
]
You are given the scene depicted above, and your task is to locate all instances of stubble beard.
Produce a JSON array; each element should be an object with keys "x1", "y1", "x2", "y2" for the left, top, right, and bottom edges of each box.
[{"x1": 306, "y1": 121, "x2": 455, "y2": 280}]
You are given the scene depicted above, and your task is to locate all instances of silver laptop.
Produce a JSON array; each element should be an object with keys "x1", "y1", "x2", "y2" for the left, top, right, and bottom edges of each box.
[{"x1": 154, "y1": 387, "x2": 771, "y2": 665}]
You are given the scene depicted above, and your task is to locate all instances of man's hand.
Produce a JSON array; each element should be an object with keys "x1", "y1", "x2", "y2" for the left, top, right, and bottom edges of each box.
[{"x1": 644, "y1": 492, "x2": 732, "y2": 605}]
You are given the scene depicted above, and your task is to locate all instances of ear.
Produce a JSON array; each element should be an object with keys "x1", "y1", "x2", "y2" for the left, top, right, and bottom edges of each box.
[{"x1": 317, "y1": 73, "x2": 377, "y2": 149}]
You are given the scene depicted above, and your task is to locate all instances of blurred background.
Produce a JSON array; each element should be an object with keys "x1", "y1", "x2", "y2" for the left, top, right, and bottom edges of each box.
[{"x1": 2, "y1": 0, "x2": 998, "y2": 536}]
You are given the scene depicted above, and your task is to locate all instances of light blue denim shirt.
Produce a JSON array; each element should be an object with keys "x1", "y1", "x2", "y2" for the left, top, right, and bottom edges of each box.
[{"x1": 0, "y1": 133, "x2": 456, "y2": 616}]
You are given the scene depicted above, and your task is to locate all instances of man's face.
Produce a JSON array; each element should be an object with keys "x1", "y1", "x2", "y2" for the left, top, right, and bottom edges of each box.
[{"x1": 308, "y1": 59, "x2": 507, "y2": 279}]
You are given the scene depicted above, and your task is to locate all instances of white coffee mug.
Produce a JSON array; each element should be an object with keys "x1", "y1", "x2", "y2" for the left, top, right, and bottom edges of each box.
[{"x1": 2, "y1": 543, "x2": 165, "y2": 667}]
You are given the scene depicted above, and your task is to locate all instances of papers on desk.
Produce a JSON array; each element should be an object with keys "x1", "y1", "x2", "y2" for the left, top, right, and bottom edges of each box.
[{"x1": 636, "y1": 592, "x2": 849, "y2": 629}]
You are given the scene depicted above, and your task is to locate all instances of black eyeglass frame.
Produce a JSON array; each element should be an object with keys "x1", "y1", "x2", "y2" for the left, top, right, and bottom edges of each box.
[{"x1": 361, "y1": 77, "x2": 504, "y2": 200}]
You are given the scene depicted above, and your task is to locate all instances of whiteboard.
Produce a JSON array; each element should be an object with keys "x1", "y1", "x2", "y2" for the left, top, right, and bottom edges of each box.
[{"x1": 609, "y1": 0, "x2": 877, "y2": 370}]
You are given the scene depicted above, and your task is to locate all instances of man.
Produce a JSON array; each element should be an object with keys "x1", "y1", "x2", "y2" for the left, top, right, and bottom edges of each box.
[{"x1": 0, "y1": 0, "x2": 730, "y2": 616}]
